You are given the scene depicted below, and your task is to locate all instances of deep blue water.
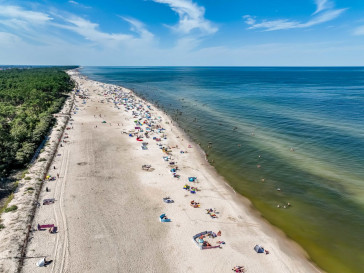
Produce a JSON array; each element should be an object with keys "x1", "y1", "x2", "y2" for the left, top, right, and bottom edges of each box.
[{"x1": 80, "y1": 66, "x2": 364, "y2": 273}]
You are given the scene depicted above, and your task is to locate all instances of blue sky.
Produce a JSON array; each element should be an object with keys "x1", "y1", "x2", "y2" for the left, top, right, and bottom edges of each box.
[{"x1": 0, "y1": 0, "x2": 363, "y2": 65}]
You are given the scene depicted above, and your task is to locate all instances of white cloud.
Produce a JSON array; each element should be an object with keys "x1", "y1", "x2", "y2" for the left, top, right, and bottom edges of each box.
[
  {"x1": 243, "y1": 15, "x2": 256, "y2": 26},
  {"x1": 244, "y1": 16, "x2": 299, "y2": 31},
  {"x1": 301, "y1": 9, "x2": 345, "y2": 27},
  {"x1": 53, "y1": 15, "x2": 155, "y2": 49},
  {"x1": 152, "y1": 0, "x2": 217, "y2": 35},
  {"x1": 68, "y1": 1, "x2": 91, "y2": 9},
  {"x1": 0, "y1": 5, "x2": 57, "y2": 45},
  {"x1": 57, "y1": 17, "x2": 131, "y2": 43},
  {"x1": 0, "y1": 3, "x2": 153, "y2": 49},
  {"x1": 0, "y1": 5, "x2": 52, "y2": 25},
  {"x1": 313, "y1": 0, "x2": 333, "y2": 15},
  {"x1": 0, "y1": 32, "x2": 21, "y2": 45},
  {"x1": 244, "y1": 0, "x2": 345, "y2": 31},
  {"x1": 353, "y1": 25, "x2": 364, "y2": 36},
  {"x1": 120, "y1": 17, "x2": 154, "y2": 40}
]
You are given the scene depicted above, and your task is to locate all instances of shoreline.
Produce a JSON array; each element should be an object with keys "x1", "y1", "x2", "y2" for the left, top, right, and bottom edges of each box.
[
  {"x1": 130, "y1": 79, "x2": 316, "y2": 259},
  {"x1": 79, "y1": 70, "x2": 322, "y2": 271},
  {"x1": 80, "y1": 70, "x2": 322, "y2": 270},
  {"x1": 15, "y1": 69, "x2": 322, "y2": 273}
]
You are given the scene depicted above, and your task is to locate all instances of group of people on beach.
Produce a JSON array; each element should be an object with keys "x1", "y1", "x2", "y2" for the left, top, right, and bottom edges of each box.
[{"x1": 72, "y1": 79, "x2": 253, "y2": 272}]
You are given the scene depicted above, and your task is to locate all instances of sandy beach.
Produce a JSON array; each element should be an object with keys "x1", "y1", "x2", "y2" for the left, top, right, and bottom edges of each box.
[{"x1": 12, "y1": 70, "x2": 323, "y2": 273}]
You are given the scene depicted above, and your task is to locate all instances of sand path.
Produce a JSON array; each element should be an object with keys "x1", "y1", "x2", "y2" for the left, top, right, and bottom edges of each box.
[{"x1": 21, "y1": 72, "x2": 322, "y2": 273}]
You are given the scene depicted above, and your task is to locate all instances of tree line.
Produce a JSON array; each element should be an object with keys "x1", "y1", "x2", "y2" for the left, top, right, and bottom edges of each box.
[{"x1": 0, "y1": 67, "x2": 76, "y2": 177}]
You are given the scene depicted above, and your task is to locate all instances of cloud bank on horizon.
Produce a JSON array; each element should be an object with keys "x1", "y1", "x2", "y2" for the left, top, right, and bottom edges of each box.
[{"x1": 0, "y1": 0, "x2": 363, "y2": 65}]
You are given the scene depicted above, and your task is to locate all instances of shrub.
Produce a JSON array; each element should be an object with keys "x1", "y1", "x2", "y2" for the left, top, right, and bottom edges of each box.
[
  {"x1": 0, "y1": 193, "x2": 14, "y2": 214},
  {"x1": 24, "y1": 176, "x2": 31, "y2": 180},
  {"x1": 21, "y1": 171, "x2": 28, "y2": 179},
  {"x1": 5, "y1": 205, "x2": 18, "y2": 212}
]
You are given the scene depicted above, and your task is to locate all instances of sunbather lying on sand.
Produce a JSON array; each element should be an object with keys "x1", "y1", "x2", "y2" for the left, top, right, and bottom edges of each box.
[
  {"x1": 190, "y1": 200, "x2": 200, "y2": 207},
  {"x1": 232, "y1": 266, "x2": 245, "y2": 272}
]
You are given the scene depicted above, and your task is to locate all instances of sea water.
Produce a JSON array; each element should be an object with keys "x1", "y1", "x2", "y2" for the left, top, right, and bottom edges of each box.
[{"x1": 81, "y1": 66, "x2": 364, "y2": 273}]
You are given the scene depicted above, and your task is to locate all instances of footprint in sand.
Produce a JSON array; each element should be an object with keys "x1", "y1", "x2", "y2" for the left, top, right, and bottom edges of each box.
[
  {"x1": 227, "y1": 216, "x2": 237, "y2": 222},
  {"x1": 77, "y1": 162, "x2": 87, "y2": 166}
]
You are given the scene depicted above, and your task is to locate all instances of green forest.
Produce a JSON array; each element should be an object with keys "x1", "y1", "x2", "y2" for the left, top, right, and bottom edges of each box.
[{"x1": 0, "y1": 67, "x2": 75, "y2": 177}]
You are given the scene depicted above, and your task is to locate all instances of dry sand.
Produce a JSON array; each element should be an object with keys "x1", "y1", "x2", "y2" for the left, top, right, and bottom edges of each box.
[{"x1": 10, "y1": 70, "x2": 322, "y2": 273}]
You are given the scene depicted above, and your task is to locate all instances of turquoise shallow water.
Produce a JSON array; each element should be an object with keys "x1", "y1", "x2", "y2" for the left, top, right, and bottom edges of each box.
[{"x1": 81, "y1": 67, "x2": 364, "y2": 273}]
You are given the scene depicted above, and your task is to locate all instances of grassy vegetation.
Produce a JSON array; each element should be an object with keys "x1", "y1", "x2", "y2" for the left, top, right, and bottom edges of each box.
[
  {"x1": 0, "y1": 193, "x2": 14, "y2": 215},
  {"x1": 4, "y1": 205, "x2": 18, "y2": 213},
  {"x1": 21, "y1": 171, "x2": 28, "y2": 179}
]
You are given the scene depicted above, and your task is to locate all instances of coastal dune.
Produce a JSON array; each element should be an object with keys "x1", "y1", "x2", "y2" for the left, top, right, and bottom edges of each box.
[{"x1": 21, "y1": 71, "x2": 321, "y2": 273}]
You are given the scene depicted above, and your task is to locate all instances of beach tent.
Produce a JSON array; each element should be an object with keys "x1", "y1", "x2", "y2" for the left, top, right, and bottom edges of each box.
[
  {"x1": 254, "y1": 245, "x2": 265, "y2": 253},
  {"x1": 36, "y1": 258, "x2": 46, "y2": 267},
  {"x1": 160, "y1": 213, "x2": 171, "y2": 222}
]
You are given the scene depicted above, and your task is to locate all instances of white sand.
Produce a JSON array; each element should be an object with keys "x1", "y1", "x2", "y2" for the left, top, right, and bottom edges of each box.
[{"x1": 9, "y1": 70, "x2": 322, "y2": 273}]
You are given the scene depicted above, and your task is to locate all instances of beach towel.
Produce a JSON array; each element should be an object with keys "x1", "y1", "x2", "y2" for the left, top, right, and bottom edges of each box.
[
  {"x1": 43, "y1": 198, "x2": 55, "y2": 205},
  {"x1": 38, "y1": 224, "x2": 55, "y2": 230}
]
